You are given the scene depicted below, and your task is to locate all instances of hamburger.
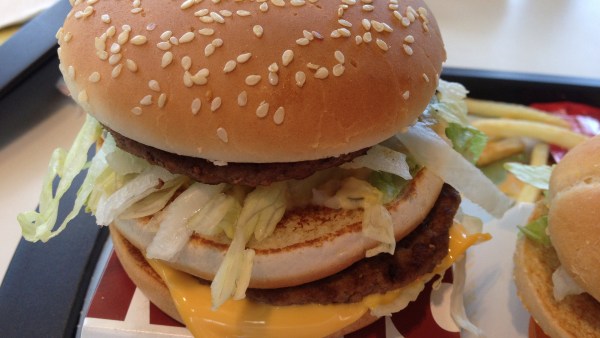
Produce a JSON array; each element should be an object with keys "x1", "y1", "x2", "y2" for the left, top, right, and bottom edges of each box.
[
  {"x1": 19, "y1": 0, "x2": 511, "y2": 336},
  {"x1": 514, "y1": 135, "x2": 600, "y2": 337}
]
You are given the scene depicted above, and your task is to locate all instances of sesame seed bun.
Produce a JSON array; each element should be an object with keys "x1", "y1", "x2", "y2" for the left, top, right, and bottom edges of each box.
[
  {"x1": 57, "y1": 0, "x2": 445, "y2": 163},
  {"x1": 113, "y1": 168, "x2": 443, "y2": 289},
  {"x1": 547, "y1": 135, "x2": 600, "y2": 302}
]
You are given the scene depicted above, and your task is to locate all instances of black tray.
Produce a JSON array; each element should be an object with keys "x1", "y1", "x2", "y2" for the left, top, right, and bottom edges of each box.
[{"x1": 0, "y1": 1, "x2": 599, "y2": 337}]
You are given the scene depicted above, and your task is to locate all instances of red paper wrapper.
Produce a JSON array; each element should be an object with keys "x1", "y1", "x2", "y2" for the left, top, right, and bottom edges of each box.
[
  {"x1": 530, "y1": 102, "x2": 600, "y2": 162},
  {"x1": 82, "y1": 252, "x2": 462, "y2": 337}
]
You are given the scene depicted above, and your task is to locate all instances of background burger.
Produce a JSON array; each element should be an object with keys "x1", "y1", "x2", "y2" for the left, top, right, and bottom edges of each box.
[
  {"x1": 19, "y1": 0, "x2": 511, "y2": 336},
  {"x1": 514, "y1": 135, "x2": 600, "y2": 337}
]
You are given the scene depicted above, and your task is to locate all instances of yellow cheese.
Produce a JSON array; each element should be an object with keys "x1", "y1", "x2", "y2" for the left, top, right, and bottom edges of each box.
[{"x1": 148, "y1": 222, "x2": 489, "y2": 338}]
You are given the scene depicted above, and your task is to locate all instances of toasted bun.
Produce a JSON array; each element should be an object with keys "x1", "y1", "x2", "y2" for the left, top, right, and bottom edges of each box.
[
  {"x1": 548, "y1": 135, "x2": 600, "y2": 301},
  {"x1": 113, "y1": 168, "x2": 443, "y2": 289},
  {"x1": 513, "y1": 235, "x2": 600, "y2": 338},
  {"x1": 57, "y1": 0, "x2": 445, "y2": 163},
  {"x1": 111, "y1": 225, "x2": 378, "y2": 337}
]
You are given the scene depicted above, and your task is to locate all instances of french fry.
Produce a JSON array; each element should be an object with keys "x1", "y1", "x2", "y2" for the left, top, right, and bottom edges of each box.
[
  {"x1": 517, "y1": 143, "x2": 550, "y2": 203},
  {"x1": 477, "y1": 137, "x2": 525, "y2": 166},
  {"x1": 466, "y1": 98, "x2": 570, "y2": 128},
  {"x1": 471, "y1": 119, "x2": 589, "y2": 149}
]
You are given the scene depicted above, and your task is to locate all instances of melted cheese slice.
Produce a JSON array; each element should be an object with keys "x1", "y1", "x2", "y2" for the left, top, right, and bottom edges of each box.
[{"x1": 148, "y1": 223, "x2": 490, "y2": 338}]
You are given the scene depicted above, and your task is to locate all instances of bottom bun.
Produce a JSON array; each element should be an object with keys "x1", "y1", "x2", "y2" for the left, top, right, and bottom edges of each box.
[
  {"x1": 513, "y1": 236, "x2": 600, "y2": 338},
  {"x1": 110, "y1": 225, "x2": 377, "y2": 337}
]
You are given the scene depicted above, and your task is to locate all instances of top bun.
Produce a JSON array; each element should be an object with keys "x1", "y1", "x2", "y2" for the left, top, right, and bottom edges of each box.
[
  {"x1": 57, "y1": 0, "x2": 445, "y2": 163},
  {"x1": 548, "y1": 135, "x2": 600, "y2": 301}
]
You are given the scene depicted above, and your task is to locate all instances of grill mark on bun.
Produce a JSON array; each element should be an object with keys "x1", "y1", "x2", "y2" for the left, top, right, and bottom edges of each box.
[{"x1": 234, "y1": 184, "x2": 458, "y2": 305}]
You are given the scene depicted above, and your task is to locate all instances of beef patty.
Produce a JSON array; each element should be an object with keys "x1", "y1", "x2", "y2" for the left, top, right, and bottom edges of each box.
[
  {"x1": 109, "y1": 129, "x2": 367, "y2": 187},
  {"x1": 245, "y1": 184, "x2": 459, "y2": 306}
]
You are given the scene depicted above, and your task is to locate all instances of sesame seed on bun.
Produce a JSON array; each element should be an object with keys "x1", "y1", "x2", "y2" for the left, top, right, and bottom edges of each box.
[{"x1": 57, "y1": 0, "x2": 445, "y2": 163}]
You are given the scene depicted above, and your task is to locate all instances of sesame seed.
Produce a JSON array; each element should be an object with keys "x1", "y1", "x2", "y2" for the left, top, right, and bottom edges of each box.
[
  {"x1": 63, "y1": 32, "x2": 72, "y2": 42},
  {"x1": 129, "y1": 35, "x2": 148, "y2": 46},
  {"x1": 423, "y1": 73, "x2": 430, "y2": 82},
  {"x1": 181, "y1": 56, "x2": 192, "y2": 70},
  {"x1": 198, "y1": 28, "x2": 214, "y2": 36},
  {"x1": 101, "y1": 14, "x2": 111, "y2": 23},
  {"x1": 271, "y1": 0, "x2": 285, "y2": 6},
  {"x1": 314, "y1": 67, "x2": 329, "y2": 79},
  {"x1": 210, "y1": 12, "x2": 225, "y2": 23},
  {"x1": 295, "y1": 71, "x2": 306, "y2": 87},
  {"x1": 256, "y1": 101, "x2": 269, "y2": 118},
  {"x1": 107, "y1": 26, "x2": 116, "y2": 38},
  {"x1": 211, "y1": 38, "x2": 223, "y2": 47},
  {"x1": 131, "y1": 107, "x2": 142, "y2": 115},
  {"x1": 211, "y1": 97, "x2": 222, "y2": 112},
  {"x1": 111, "y1": 64, "x2": 123, "y2": 78},
  {"x1": 259, "y1": 2, "x2": 268, "y2": 12},
  {"x1": 146, "y1": 23, "x2": 156, "y2": 31},
  {"x1": 303, "y1": 30, "x2": 314, "y2": 40},
  {"x1": 245, "y1": 75, "x2": 262, "y2": 86},
  {"x1": 338, "y1": 19, "x2": 352, "y2": 27},
  {"x1": 217, "y1": 127, "x2": 228, "y2": 143},
  {"x1": 402, "y1": 90, "x2": 410, "y2": 100},
  {"x1": 403, "y1": 44, "x2": 414, "y2": 55},
  {"x1": 179, "y1": 31, "x2": 195, "y2": 44},
  {"x1": 363, "y1": 32, "x2": 372, "y2": 43},
  {"x1": 122, "y1": 25, "x2": 131, "y2": 32},
  {"x1": 404, "y1": 35, "x2": 415, "y2": 43},
  {"x1": 110, "y1": 43, "x2": 121, "y2": 53},
  {"x1": 238, "y1": 91, "x2": 248, "y2": 106},
  {"x1": 124, "y1": 59, "x2": 137, "y2": 72},
  {"x1": 109, "y1": 53, "x2": 122, "y2": 65},
  {"x1": 282, "y1": 50, "x2": 294, "y2": 66},
  {"x1": 273, "y1": 107, "x2": 285, "y2": 125},
  {"x1": 361, "y1": 18, "x2": 371, "y2": 31},
  {"x1": 192, "y1": 98, "x2": 201, "y2": 114},
  {"x1": 140, "y1": 95, "x2": 152, "y2": 106},
  {"x1": 78, "y1": 90, "x2": 88, "y2": 103},
  {"x1": 355, "y1": 35, "x2": 363, "y2": 45},
  {"x1": 158, "y1": 93, "x2": 167, "y2": 108},
  {"x1": 117, "y1": 30, "x2": 130, "y2": 45},
  {"x1": 205, "y1": 44, "x2": 216, "y2": 57},
  {"x1": 149, "y1": 80, "x2": 160, "y2": 92},
  {"x1": 290, "y1": 0, "x2": 306, "y2": 5},
  {"x1": 333, "y1": 64, "x2": 345, "y2": 77},
  {"x1": 162, "y1": 52, "x2": 174, "y2": 68},
  {"x1": 195, "y1": 9, "x2": 209, "y2": 16},
  {"x1": 253, "y1": 25, "x2": 264, "y2": 38},
  {"x1": 268, "y1": 72, "x2": 279, "y2": 85},
  {"x1": 362, "y1": 4, "x2": 374, "y2": 11},
  {"x1": 376, "y1": 38, "x2": 389, "y2": 51},
  {"x1": 183, "y1": 72, "x2": 193, "y2": 87},
  {"x1": 237, "y1": 53, "x2": 252, "y2": 63},
  {"x1": 131, "y1": 8, "x2": 142, "y2": 14},
  {"x1": 334, "y1": 50, "x2": 345, "y2": 64},
  {"x1": 236, "y1": 10, "x2": 251, "y2": 16},
  {"x1": 223, "y1": 60, "x2": 237, "y2": 73},
  {"x1": 88, "y1": 72, "x2": 101, "y2": 83},
  {"x1": 180, "y1": 0, "x2": 195, "y2": 10},
  {"x1": 157, "y1": 41, "x2": 171, "y2": 50}
]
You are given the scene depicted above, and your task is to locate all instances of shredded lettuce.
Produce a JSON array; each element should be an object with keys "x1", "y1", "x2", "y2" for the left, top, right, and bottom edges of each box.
[
  {"x1": 363, "y1": 204, "x2": 395, "y2": 256},
  {"x1": 396, "y1": 122, "x2": 513, "y2": 218},
  {"x1": 18, "y1": 115, "x2": 102, "y2": 242},
  {"x1": 451, "y1": 256, "x2": 484, "y2": 336},
  {"x1": 504, "y1": 162, "x2": 552, "y2": 190},
  {"x1": 552, "y1": 265, "x2": 585, "y2": 301},
  {"x1": 342, "y1": 145, "x2": 411, "y2": 180},
  {"x1": 95, "y1": 166, "x2": 178, "y2": 225},
  {"x1": 146, "y1": 183, "x2": 227, "y2": 261},
  {"x1": 428, "y1": 80, "x2": 471, "y2": 127},
  {"x1": 187, "y1": 193, "x2": 240, "y2": 237},
  {"x1": 368, "y1": 171, "x2": 409, "y2": 204},
  {"x1": 518, "y1": 215, "x2": 551, "y2": 247},
  {"x1": 119, "y1": 176, "x2": 188, "y2": 219},
  {"x1": 210, "y1": 182, "x2": 288, "y2": 308},
  {"x1": 445, "y1": 123, "x2": 488, "y2": 164}
]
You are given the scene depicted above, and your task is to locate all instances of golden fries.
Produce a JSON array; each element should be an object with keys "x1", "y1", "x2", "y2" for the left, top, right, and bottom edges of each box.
[
  {"x1": 466, "y1": 98, "x2": 570, "y2": 128},
  {"x1": 471, "y1": 119, "x2": 589, "y2": 149},
  {"x1": 517, "y1": 143, "x2": 550, "y2": 203},
  {"x1": 477, "y1": 137, "x2": 525, "y2": 166}
]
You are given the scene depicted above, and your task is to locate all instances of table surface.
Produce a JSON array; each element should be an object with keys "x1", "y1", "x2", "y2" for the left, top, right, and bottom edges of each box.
[{"x1": 1, "y1": 0, "x2": 599, "y2": 291}]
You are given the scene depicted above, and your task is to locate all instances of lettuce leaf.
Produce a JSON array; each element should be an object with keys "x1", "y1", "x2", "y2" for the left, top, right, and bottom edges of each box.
[
  {"x1": 445, "y1": 123, "x2": 488, "y2": 164},
  {"x1": 18, "y1": 115, "x2": 102, "y2": 242},
  {"x1": 504, "y1": 162, "x2": 552, "y2": 190},
  {"x1": 518, "y1": 215, "x2": 551, "y2": 247},
  {"x1": 367, "y1": 171, "x2": 408, "y2": 204}
]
